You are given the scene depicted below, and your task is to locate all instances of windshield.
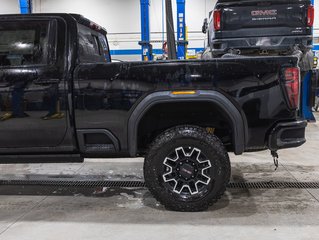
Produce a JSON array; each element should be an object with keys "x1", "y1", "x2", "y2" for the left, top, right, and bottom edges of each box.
[{"x1": 0, "y1": 21, "x2": 51, "y2": 67}]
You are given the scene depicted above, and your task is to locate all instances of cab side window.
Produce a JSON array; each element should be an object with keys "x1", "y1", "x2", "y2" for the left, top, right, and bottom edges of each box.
[
  {"x1": 77, "y1": 24, "x2": 109, "y2": 63},
  {"x1": 98, "y1": 34, "x2": 111, "y2": 62}
]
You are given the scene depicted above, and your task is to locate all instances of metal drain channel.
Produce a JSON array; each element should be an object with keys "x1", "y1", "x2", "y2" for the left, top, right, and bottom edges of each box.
[
  {"x1": 1, "y1": 180, "x2": 319, "y2": 189},
  {"x1": 227, "y1": 182, "x2": 319, "y2": 189},
  {"x1": 0, "y1": 180, "x2": 146, "y2": 188}
]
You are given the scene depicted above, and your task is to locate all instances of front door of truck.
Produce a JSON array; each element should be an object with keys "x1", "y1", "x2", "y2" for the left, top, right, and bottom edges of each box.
[{"x1": 0, "y1": 19, "x2": 68, "y2": 152}]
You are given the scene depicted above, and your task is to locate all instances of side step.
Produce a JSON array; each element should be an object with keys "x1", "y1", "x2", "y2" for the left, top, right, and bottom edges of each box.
[
  {"x1": 0, "y1": 154, "x2": 83, "y2": 164},
  {"x1": 85, "y1": 144, "x2": 115, "y2": 153}
]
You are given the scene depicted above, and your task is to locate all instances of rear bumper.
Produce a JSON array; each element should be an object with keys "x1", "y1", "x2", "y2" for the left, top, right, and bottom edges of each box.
[
  {"x1": 268, "y1": 120, "x2": 307, "y2": 151},
  {"x1": 211, "y1": 35, "x2": 313, "y2": 54}
]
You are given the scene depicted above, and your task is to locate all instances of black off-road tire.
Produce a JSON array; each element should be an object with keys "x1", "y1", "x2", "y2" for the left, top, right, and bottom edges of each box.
[{"x1": 144, "y1": 125, "x2": 231, "y2": 212}]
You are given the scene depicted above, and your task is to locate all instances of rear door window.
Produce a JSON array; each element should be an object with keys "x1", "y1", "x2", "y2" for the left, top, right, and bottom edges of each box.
[
  {"x1": 0, "y1": 20, "x2": 53, "y2": 66},
  {"x1": 77, "y1": 24, "x2": 110, "y2": 63}
]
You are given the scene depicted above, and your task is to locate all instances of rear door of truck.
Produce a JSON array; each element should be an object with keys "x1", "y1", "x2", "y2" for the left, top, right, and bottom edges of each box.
[{"x1": 73, "y1": 20, "x2": 122, "y2": 155}]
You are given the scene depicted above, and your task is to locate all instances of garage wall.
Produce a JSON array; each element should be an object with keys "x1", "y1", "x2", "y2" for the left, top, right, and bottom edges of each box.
[
  {"x1": 5, "y1": 0, "x2": 314, "y2": 59},
  {"x1": 32, "y1": 0, "x2": 216, "y2": 60},
  {"x1": 0, "y1": 0, "x2": 20, "y2": 14}
]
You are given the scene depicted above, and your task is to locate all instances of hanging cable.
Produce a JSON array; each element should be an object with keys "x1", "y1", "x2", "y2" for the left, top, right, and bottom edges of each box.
[{"x1": 165, "y1": 0, "x2": 177, "y2": 59}]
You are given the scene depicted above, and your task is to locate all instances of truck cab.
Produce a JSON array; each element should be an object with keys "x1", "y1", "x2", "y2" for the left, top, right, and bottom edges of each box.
[{"x1": 0, "y1": 14, "x2": 113, "y2": 158}]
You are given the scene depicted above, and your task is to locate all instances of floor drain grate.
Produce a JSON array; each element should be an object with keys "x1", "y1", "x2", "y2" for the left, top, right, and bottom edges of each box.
[
  {"x1": 227, "y1": 181, "x2": 319, "y2": 189},
  {"x1": 1, "y1": 180, "x2": 319, "y2": 189},
  {"x1": 0, "y1": 180, "x2": 146, "y2": 188}
]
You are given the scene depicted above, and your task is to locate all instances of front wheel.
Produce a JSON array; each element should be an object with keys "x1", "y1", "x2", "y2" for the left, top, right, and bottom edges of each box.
[{"x1": 144, "y1": 125, "x2": 231, "y2": 212}]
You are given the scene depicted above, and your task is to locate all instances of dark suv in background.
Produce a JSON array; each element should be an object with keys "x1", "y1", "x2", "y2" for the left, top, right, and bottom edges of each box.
[{"x1": 202, "y1": 0, "x2": 314, "y2": 71}]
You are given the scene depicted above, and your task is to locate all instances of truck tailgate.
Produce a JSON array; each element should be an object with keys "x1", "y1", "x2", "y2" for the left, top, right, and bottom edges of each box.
[{"x1": 219, "y1": 1, "x2": 310, "y2": 37}]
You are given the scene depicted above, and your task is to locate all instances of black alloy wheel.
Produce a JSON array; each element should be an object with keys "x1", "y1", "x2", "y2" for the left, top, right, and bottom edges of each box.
[{"x1": 144, "y1": 125, "x2": 231, "y2": 212}]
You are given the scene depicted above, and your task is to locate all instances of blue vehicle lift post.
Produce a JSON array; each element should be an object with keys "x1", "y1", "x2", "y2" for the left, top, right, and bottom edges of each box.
[
  {"x1": 139, "y1": 0, "x2": 152, "y2": 61},
  {"x1": 302, "y1": 72, "x2": 316, "y2": 121},
  {"x1": 19, "y1": 0, "x2": 32, "y2": 14},
  {"x1": 301, "y1": 0, "x2": 316, "y2": 121},
  {"x1": 176, "y1": 0, "x2": 187, "y2": 59}
]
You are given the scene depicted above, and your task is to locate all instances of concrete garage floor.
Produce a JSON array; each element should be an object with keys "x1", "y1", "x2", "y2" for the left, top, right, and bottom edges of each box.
[{"x1": 0, "y1": 116, "x2": 318, "y2": 240}]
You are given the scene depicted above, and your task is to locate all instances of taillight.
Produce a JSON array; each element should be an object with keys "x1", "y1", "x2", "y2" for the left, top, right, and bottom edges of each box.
[
  {"x1": 284, "y1": 67, "x2": 300, "y2": 109},
  {"x1": 307, "y1": 5, "x2": 314, "y2": 27},
  {"x1": 214, "y1": 9, "x2": 221, "y2": 31}
]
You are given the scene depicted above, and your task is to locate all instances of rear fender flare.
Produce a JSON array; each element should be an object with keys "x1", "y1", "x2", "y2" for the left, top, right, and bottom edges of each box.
[{"x1": 128, "y1": 90, "x2": 247, "y2": 156}]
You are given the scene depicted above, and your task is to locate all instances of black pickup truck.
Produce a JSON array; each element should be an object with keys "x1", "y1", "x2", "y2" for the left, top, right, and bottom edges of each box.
[
  {"x1": 203, "y1": 0, "x2": 314, "y2": 70},
  {"x1": 0, "y1": 14, "x2": 307, "y2": 211}
]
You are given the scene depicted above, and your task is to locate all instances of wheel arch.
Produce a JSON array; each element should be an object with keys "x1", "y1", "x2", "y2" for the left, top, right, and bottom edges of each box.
[{"x1": 128, "y1": 90, "x2": 247, "y2": 156}]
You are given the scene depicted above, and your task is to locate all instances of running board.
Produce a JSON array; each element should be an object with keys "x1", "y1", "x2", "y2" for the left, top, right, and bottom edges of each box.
[
  {"x1": 0, "y1": 154, "x2": 83, "y2": 164},
  {"x1": 85, "y1": 144, "x2": 115, "y2": 153}
]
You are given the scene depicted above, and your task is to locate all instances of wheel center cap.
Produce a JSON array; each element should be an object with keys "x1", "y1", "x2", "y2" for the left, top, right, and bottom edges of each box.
[{"x1": 179, "y1": 163, "x2": 194, "y2": 179}]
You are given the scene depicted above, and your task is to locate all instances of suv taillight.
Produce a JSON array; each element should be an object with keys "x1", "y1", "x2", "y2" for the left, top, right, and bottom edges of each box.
[
  {"x1": 214, "y1": 9, "x2": 221, "y2": 31},
  {"x1": 307, "y1": 5, "x2": 314, "y2": 27},
  {"x1": 284, "y1": 67, "x2": 300, "y2": 109}
]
